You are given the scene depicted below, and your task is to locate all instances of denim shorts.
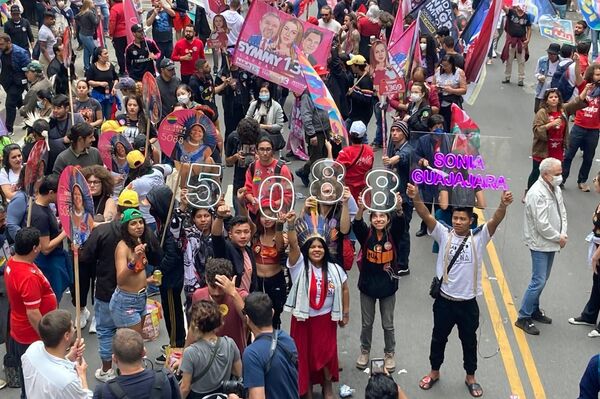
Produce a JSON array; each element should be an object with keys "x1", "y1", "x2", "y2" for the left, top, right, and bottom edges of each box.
[{"x1": 109, "y1": 287, "x2": 147, "y2": 328}]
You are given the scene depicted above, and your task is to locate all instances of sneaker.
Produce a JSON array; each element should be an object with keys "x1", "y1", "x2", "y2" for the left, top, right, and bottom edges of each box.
[
  {"x1": 396, "y1": 268, "x2": 410, "y2": 276},
  {"x1": 384, "y1": 352, "x2": 396, "y2": 373},
  {"x1": 502, "y1": 78, "x2": 510, "y2": 84},
  {"x1": 155, "y1": 354, "x2": 166, "y2": 364},
  {"x1": 161, "y1": 344, "x2": 170, "y2": 354},
  {"x1": 0, "y1": 378, "x2": 6, "y2": 389},
  {"x1": 588, "y1": 329, "x2": 600, "y2": 338},
  {"x1": 79, "y1": 307, "x2": 91, "y2": 329},
  {"x1": 532, "y1": 309, "x2": 552, "y2": 324},
  {"x1": 88, "y1": 316, "x2": 96, "y2": 334},
  {"x1": 569, "y1": 317, "x2": 595, "y2": 326},
  {"x1": 95, "y1": 368, "x2": 117, "y2": 382},
  {"x1": 515, "y1": 318, "x2": 540, "y2": 335},
  {"x1": 356, "y1": 349, "x2": 369, "y2": 370},
  {"x1": 295, "y1": 169, "x2": 310, "y2": 187},
  {"x1": 518, "y1": 80, "x2": 524, "y2": 86}
]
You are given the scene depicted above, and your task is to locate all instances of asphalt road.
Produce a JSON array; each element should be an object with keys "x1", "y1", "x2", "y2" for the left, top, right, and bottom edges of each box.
[{"x1": 2, "y1": 11, "x2": 599, "y2": 399}]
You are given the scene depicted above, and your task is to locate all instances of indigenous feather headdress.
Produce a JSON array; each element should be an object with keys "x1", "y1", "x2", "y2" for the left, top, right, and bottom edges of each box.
[{"x1": 295, "y1": 214, "x2": 330, "y2": 249}]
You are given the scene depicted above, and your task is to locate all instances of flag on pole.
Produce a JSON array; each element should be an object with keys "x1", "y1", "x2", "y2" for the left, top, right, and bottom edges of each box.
[
  {"x1": 460, "y1": 0, "x2": 491, "y2": 52},
  {"x1": 96, "y1": 20, "x2": 105, "y2": 48},
  {"x1": 297, "y1": 47, "x2": 349, "y2": 145},
  {"x1": 123, "y1": 0, "x2": 140, "y2": 45},
  {"x1": 62, "y1": 27, "x2": 72, "y2": 68},
  {"x1": 292, "y1": 0, "x2": 313, "y2": 16},
  {"x1": 388, "y1": 0, "x2": 405, "y2": 47},
  {"x1": 388, "y1": 20, "x2": 419, "y2": 78},
  {"x1": 450, "y1": 103, "x2": 480, "y2": 155},
  {"x1": 464, "y1": 0, "x2": 502, "y2": 83}
]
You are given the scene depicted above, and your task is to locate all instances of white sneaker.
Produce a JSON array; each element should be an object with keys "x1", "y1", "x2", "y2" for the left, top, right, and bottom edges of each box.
[
  {"x1": 79, "y1": 307, "x2": 91, "y2": 329},
  {"x1": 0, "y1": 378, "x2": 6, "y2": 389},
  {"x1": 95, "y1": 368, "x2": 117, "y2": 382},
  {"x1": 88, "y1": 316, "x2": 96, "y2": 334},
  {"x1": 588, "y1": 329, "x2": 600, "y2": 338}
]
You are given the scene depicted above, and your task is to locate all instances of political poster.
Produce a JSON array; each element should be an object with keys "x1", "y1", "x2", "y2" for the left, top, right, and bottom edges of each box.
[
  {"x1": 57, "y1": 166, "x2": 95, "y2": 247},
  {"x1": 370, "y1": 40, "x2": 405, "y2": 97},
  {"x1": 208, "y1": 15, "x2": 228, "y2": 50},
  {"x1": 232, "y1": 0, "x2": 334, "y2": 94},
  {"x1": 539, "y1": 15, "x2": 575, "y2": 44},
  {"x1": 98, "y1": 131, "x2": 133, "y2": 172},
  {"x1": 411, "y1": 0, "x2": 456, "y2": 37},
  {"x1": 24, "y1": 140, "x2": 48, "y2": 196},
  {"x1": 579, "y1": 0, "x2": 600, "y2": 29},
  {"x1": 142, "y1": 72, "x2": 162, "y2": 125}
]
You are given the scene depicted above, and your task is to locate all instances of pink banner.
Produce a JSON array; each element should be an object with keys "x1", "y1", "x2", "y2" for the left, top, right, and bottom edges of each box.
[
  {"x1": 57, "y1": 166, "x2": 95, "y2": 246},
  {"x1": 233, "y1": 1, "x2": 334, "y2": 94},
  {"x1": 123, "y1": 0, "x2": 140, "y2": 45},
  {"x1": 98, "y1": 131, "x2": 133, "y2": 172}
]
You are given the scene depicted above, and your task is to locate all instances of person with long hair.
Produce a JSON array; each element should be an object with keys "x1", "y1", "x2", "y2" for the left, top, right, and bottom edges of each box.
[
  {"x1": 0, "y1": 143, "x2": 23, "y2": 202},
  {"x1": 86, "y1": 47, "x2": 119, "y2": 120},
  {"x1": 183, "y1": 207, "x2": 214, "y2": 309},
  {"x1": 433, "y1": 55, "x2": 467, "y2": 132},
  {"x1": 110, "y1": 208, "x2": 161, "y2": 334},
  {"x1": 339, "y1": 13, "x2": 359, "y2": 56},
  {"x1": 419, "y1": 34, "x2": 438, "y2": 78},
  {"x1": 246, "y1": 82, "x2": 285, "y2": 149},
  {"x1": 81, "y1": 165, "x2": 117, "y2": 222},
  {"x1": 116, "y1": 95, "x2": 151, "y2": 145},
  {"x1": 209, "y1": 14, "x2": 229, "y2": 74},
  {"x1": 404, "y1": 82, "x2": 432, "y2": 133},
  {"x1": 74, "y1": 79, "x2": 104, "y2": 130},
  {"x1": 75, "y1": 0, "x2": 98, "y2": 72},
  {"x1": 527, "y1": 85, "x2": 591, "y2": 195},
  {"x1": 272, "y1": 18, "x2": 303, "y2": 60},
  {"x1": 285, "y1": 211, "x2": 350, "y2": 399}
]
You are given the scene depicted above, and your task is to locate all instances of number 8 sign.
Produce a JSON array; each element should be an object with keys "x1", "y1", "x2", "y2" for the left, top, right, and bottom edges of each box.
[
  {"x1": 361, "y1": 169, "x2": 400, "y2": 212},
  {"x1": 309, "y1": 159, "x2": 346, "y2": 205}
]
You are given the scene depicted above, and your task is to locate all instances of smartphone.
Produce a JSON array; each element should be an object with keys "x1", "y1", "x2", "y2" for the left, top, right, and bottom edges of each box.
[{"x1": 370, "y1": 358, "x2": 385, "y2": 375}]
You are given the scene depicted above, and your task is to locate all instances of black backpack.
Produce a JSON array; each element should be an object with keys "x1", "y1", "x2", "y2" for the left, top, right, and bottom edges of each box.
[
  {"x1": 248, "y1": 159, "x2": 293, "y2": 182},
  {"x1": 550, "y1": 60, "x2": 575, "y2": 101},
  {"x1": 98, "y1": 369, "x2": 168, "y2": 399}
]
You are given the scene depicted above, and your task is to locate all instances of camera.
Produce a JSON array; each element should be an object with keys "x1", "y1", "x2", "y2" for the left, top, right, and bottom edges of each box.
[{"x1": 221, "y1": 380, "x2": 246, "y2": 397}]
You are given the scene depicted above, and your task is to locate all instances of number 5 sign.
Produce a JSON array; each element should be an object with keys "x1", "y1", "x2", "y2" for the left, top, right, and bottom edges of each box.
[{"x1": 185, "y1": 163, "x2": 222, "y2": 209}]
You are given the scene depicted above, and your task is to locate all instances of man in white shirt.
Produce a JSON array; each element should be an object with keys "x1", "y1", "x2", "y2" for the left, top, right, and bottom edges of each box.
[
  {"x1": 22, "y1": 309, "x2": 91, "y2": 398},
  {"x1": 221, "y1": 0, "x2": 245, "y2": 48},
  {"x1": 318, "y1": 6, "x2": 342, "y2": 34},
  {"x1": 407, "y1": 183, "x2": 513, "y2": 398}
]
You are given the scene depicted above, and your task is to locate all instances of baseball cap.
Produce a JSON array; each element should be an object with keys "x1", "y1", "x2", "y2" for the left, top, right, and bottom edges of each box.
[
  {"x1": 346, "y1": 54, "x2": 367, "y2": 66},
  {"x1": 131, "y1": 23, "x2": 144, "y2": 33},
  {"x1": 120, "y1": 208, "x2": 143, "y2": 224},
  {"x1": 22, "y1": 61, "x2": 43, "y2": 73},
  {"x1": 10, "y1": 5, "x2": 21, "y2": 13},
  {"x1": 160, "y1": 58, "x2": 175, "y2": 70},
  {"x1": 100, "y1": 120, "x2": 126, "y2": 133},
  {"x1": 127, "y1": 150, "x2": 145, "y2": 169},
  {"x1": 546, "y1": 43, "x2": 560, "y2": 55},
  {"x1": 349, "y1": 120, "x2": 367, "y2": 138},
  {"x1": 117, "y1": 189, "x2": 139, "y2": 208},
  {"x1": 116, "y1": 77, "x2": 136, "y2": 91}
]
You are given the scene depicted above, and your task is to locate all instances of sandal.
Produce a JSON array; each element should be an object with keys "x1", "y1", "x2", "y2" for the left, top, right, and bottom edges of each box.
[
  {"x1": 419, "y1": 375, "x2": 439, "y2": 390},
  {"x1": 579, "y1": 183, "x2": 591, "y2": 192},
  {"x1": 465, "y1": 381, "x2": 484, "y2": 397}
]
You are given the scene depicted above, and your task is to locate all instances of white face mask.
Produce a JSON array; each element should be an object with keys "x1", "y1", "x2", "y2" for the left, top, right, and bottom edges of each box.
[
  {"x1": 420, "y1": 43, "x2": 427, "y2": 51},
  {"x1": 409, "y1": 93, "x2": 422, "y2": 102},
  {"x1": 177, "y1": 94, "x2": 190, "y2": 104},
  {"x1": 551, "y1": 175, "x2": 563, "y2": 187},
  {"x1": 36, "y1": 100, "x2": 44, "y2": 109}
]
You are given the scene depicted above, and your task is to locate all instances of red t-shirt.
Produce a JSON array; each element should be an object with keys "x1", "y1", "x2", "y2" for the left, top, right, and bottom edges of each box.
[
  {"x1": 546, "y1": 111, "x2": 566, "y2": 161},
  {"x1": 336, "y1": 144, "x2": 374, "y2": 200},
  {"x1": 244, "y1": 159, "x2": 294, "y2": 214},
  {"x1": 192, "y1": 287, "x2": 248, "y2": 354},
  {"x1": 171, "y1": 38, "x2": 206, "y2": 76},
  {"x1": 4, "y1": 258, "x2": 58, "y2": 344},
  {"x1": 574, "y1": 81, "x2": 600, "y2": 129},
  {"x1": 358, "y1": 18, "x2": 381, "y2": 37}
]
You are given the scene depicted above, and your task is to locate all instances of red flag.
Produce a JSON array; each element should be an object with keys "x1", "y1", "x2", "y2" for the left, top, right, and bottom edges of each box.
[
  {"x1": 123, "y1": 0, "x2": 140, "y2": 45},
  {"x1": 450, "y1": 104, "x2": 480, "y2": 155},
  {"x1": 357, "y1": 3, "x2": 367, "y2": 14},
  {"x1": 388, "y1": 0, "x2": 404, "y2": 47},
  {"x1": 62, "y1": 27, "x2": 71, "y2": 68},
  {"x1": 96, "y1": 20, "x2": 104, "y2": 48},
  {"x1": 388, "y1": 20, "x2": 419, "y2": 78},
  {"x1": 464, "y1": 0, "x2": 502, "y2": 82}
]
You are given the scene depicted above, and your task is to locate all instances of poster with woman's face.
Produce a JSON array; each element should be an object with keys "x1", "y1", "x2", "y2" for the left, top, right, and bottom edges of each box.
[
  {"x1": 57, "y1": 166, "x2": 95, "y2": 247},
  {"x1": 98, "y1": 131, "x2": 133, "y2": 172},
  {"x1": 24, "y1": 139, "x2": 48, "y2": 196},
  {"x1": 208, "y1": 15, "x2": 229, "y2": 49},
  {"x1": 370, "y1": 40, "x2": 405, "y2": 98},
  {"x1": 142, "y1": 72, "x2": 162, "y2": 125}
]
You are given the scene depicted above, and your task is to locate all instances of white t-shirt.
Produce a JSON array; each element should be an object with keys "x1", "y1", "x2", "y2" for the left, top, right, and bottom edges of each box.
[
  {"x1": 38, "y1": 25, "x2": 57, "y2": 60},
  {"x1": 288, "y1": 253, "x2": 347, "y2": 317},
  {"x1": 0, "y1": 168, "x2": 19, "y2": 186},
  {"x1": 430, "y1": 222, "x2": 491, "y2": 300},
  {"x1": 221, "y1": 9, "x2": 245, "y2": 47},
  {"x1": 318, "y1": 19, "x2": 342, "y2": 34}
]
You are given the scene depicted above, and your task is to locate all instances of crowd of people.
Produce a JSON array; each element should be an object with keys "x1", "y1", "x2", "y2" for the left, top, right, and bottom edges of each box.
[{"x1": 0, "y1": 0, "x2": 598, "y2": 398}]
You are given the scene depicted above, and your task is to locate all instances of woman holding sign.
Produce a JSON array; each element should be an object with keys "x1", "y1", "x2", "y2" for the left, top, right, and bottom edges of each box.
[{"x1": 110, "y1": 209, "x2": 161, "y2": 334}]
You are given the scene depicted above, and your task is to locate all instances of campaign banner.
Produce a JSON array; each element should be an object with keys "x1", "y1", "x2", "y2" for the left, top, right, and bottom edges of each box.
[
  {"x1": 158, "y1": 109, "x2": 218, "y2": 164},
  {"x1": 539, "y1": 15, "x2": 575, "y2": 44},
  {"x1": 142, "y1": 72, "x2": 162, "y2": 125},
  {"x1": 389, "y1": 20, "x2": 419, "y2": 79},
  {"x1": 57, "y1": 166, "x2": 95, "y2": 247},
  {"x1": 24, "y1": 140, "x2": 48, "y2": 196},
  {"x1": 578, "y1": 0, "x2": 600, "y2": 29},
  {"x1": 208, "y1": 15, "x2": 228, "y2": 50},
  {"x1": 414, "y1": 0, "x2": 456, "y2": 36},
  {"x1": 232, "y1": 0, "x2": 334, "y2": 94},
  {"x1": 98, "y1": 131, "x2": 133, "y2": 172},
  {"x1": 370, "y1": 40, "x2": 405, "y2": 97},
  {"x1": 123, "y1": 0, "x2": 140, "y2": 45},
  {"x1": 63, "y1": 27, "x2": 72, "y2": 68}
]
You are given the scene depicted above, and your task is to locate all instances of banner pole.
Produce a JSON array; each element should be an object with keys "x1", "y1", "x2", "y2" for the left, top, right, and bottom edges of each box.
[
  {"x1": 381, "y1": 95, "x2": 388, "y2": 156},
  {"x1": 67, "y1": 68, "x2": 75, "y2": 126},
  {"x1": 74, "y1": 245, "x2": 81, "y2": 339},
  {"x1": 160, "y1": 172, "x2": 181, "y2": 247},
  {"x1": 26, "y1": 196, "x2": 33, "y2": 227}
]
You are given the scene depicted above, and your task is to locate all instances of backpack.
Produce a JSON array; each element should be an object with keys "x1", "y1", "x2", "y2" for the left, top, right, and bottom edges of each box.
[
  {"x1": 98, "y1": 369, "x2": 167, "y2": 399},
  {"x1": 550, "y1": 60, "x2": 575, "y2": 101},
  {"x1": 249, "y1": 159, "x2": 293, "y2": 182}
]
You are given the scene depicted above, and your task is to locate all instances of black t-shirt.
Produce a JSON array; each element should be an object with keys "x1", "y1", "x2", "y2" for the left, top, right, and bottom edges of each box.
[
  {"x1": 92, "y1": 369, "x2": 181, "y2": 399},
  {"x1": 28, "y1": 203, "x2": 61, "y2": 256},
  {"x1": 85, "y1": 63, "x2": 119, "y2": 96},
  {"x1": 4, "y1": 18, "x2": 33, "y2": 50},
  {"x1": 225, "y1": 130, "x2": 253, "y2": 189},
  {"x1": 0, "y1": 52, "x2": 14, "y2": 87},
  {"x1": 505, "y1": 9, "x2": 531, "y2": 38}
]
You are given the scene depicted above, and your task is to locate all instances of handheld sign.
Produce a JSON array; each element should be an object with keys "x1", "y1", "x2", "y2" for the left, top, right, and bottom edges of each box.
[
  {"x1": 309, "y1": 159, "x2": 346, "y2": 205},
  {"x1": 185, "y1": 163, "x2": 223, "y2": 209},
  {"x1": 158, "y1": 109, "x2": 219, "y2": 164},
  {"x1": 142, "y1": 72, "x2": 162, "y2": 125},
  {"x1": 257, "y1": 175, "x2": 295, "y2": 220},
  {"x1": 57, "y1": 166, "x2": 95, "y2": 247},
  {"x1": 98, "y1": 131, "x2": 133, "y2": 172},
  {"x1": 24, "y1": 140, "x2": 48, "y2": 197},
  {"x1": 361, "y1": 169, "x2": 400, "y2": 213}
]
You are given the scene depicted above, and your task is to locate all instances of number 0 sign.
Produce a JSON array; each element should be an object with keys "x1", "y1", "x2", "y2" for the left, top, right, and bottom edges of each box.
[{"x1": 258, "y1": 175, "x2": 295, "y2": 220}]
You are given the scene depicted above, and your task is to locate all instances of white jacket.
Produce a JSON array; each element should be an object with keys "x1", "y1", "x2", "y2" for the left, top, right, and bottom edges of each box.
[{"x1": 523, "y1": 177, "x2": 568, "y2": 252}]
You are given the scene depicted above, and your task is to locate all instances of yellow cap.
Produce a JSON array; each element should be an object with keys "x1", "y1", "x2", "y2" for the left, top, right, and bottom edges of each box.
[
  {"x1": 126, "y1": 150, "x2": 145, "y2": 169},
  {"x1": 101, "y1": 120, "x2": 126, "y2": 134},
  {"x1": 117, "y1": 189, "x2": 139, "y2": 208},
  {"x1": 346, "y1": 54, "x2": 367, "y2": 66}
]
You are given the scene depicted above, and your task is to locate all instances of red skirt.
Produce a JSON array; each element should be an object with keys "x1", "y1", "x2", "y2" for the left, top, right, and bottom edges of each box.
[{"x1": 291, "y1": 313, "x2": 339, "y2": 396}]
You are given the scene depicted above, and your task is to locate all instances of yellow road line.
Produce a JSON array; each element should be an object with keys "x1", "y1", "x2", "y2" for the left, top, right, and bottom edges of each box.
[
  {"x1": 481, "y1": 261, "x2": 527, "y2": 398},
  {"x1": 486, "y1": 238, "x2": 547, "y2": 399}
]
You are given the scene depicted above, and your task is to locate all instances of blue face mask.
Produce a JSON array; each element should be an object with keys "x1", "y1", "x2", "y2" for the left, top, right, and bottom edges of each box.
[
  {"x1": 433, "y1": 127, "x2": 444, "y2": 134},
  {"x1": 259, "y1": 94, "x2": 270, "y2": 102}
]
